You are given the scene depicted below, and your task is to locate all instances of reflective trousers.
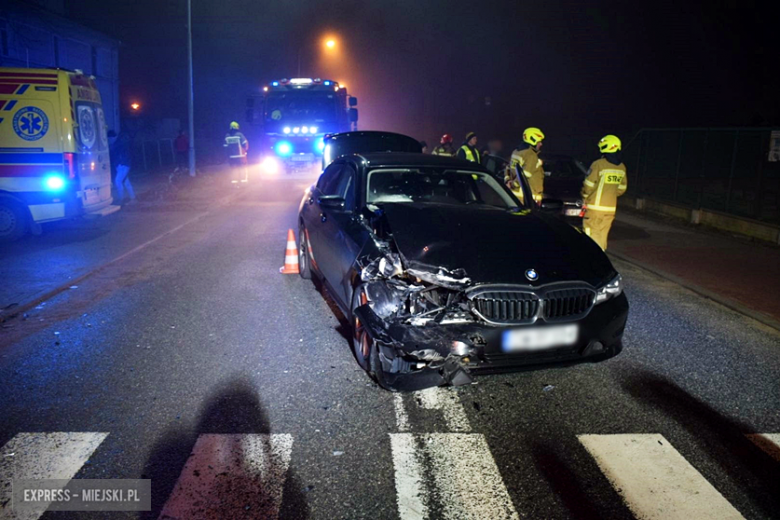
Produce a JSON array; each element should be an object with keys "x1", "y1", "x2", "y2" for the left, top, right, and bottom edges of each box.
[{"x1": 583, "y1": 209, "x2": 615, "y2": 251}]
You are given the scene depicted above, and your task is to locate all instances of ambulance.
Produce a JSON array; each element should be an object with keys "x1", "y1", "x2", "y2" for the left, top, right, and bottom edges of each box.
[{"x1": 0, "y1": 67, "x2": 118, "y2": 241}]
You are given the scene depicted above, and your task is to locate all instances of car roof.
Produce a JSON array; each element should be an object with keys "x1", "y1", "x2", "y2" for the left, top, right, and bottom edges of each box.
[
  {"x1": 347, "y1": 152, "x2": 488, "y2": 170},
  {"x1": 324, "y1": 130, "x2": 414, "y2": 140}
]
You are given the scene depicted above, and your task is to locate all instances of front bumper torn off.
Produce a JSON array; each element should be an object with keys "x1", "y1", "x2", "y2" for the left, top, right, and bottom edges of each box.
[{"x1": 353, "y1": 304, "x2": 473, "y2": 391}]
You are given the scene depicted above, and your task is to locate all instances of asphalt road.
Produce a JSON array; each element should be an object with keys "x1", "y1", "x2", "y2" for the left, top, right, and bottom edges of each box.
[{"x1": 1, "y1": 175, "x2": 779, "y2": 520}]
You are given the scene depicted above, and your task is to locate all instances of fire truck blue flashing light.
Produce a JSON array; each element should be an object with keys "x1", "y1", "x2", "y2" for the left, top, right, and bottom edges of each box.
[
  {"x1": 44, "y1": 175, "x2": 66, "y2": 190},
  {"x1": 275, "y1": 141, "x2": 293, "y2": 156},
  {"x1": 271, "y1": 81, "x2": 279, "y2": 87},
  {"x1": 315, "y1": 138, "x2": 325, "y2": 153}
]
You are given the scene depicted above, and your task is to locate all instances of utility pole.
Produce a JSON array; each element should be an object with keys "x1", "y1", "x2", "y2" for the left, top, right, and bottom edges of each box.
[{"x1": 187, "y1": 0, "x2": 196, "y2": 177}]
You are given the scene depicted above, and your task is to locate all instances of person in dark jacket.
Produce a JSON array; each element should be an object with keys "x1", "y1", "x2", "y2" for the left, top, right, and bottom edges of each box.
[{"x1": 108, "y1": 130, "x2": 136, "y2": 204}]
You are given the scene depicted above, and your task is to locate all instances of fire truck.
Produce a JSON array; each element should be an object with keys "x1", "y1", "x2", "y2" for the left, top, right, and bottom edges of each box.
[{"x1": 246, "y1": 78, "x2": 357, "y2": 173}]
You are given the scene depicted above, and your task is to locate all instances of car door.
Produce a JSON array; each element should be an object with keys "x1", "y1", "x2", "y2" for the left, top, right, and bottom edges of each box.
[
  {"x1": 304, "y1": 162, "x2": 343, "y2": 277},
  {"x1": 308, "y1": 161, "x2": 359, "y2": 307}
]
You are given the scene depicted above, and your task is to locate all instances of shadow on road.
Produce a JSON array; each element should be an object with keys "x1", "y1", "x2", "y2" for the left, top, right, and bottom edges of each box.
[
  {"x1": 530, "y1": 441, "x2": 631, "y2": 520},
  {"x1": 622, "y1": 371, "x2": 780, "y2": 517},
  {"x1": 609, "y1": 219, "x2": 651, "y2": 241},
  {"x1": 0, "y1": 222, "x2": 112, "y2": 259},
  {"x1": 141, "y1": 376, "x2": 309, "y2": 519}
]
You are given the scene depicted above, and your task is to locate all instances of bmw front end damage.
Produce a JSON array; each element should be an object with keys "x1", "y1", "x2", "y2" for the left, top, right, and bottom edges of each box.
[{"x1": 353, "y1": 251, "x2": 628, "y2": 392}]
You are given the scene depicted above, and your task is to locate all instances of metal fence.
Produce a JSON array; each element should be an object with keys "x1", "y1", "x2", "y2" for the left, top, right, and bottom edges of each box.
[
  {"x1": 130, "y1": 138, "x2": 228, "y2": 172},
  {"x1": 624, "y1": 128, "x2": 780, "y2": 224}
]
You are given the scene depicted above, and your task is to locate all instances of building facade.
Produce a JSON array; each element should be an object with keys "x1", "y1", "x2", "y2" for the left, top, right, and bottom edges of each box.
[{"x1": 0, "y1": 2, "x2": 120, "y2": 132}]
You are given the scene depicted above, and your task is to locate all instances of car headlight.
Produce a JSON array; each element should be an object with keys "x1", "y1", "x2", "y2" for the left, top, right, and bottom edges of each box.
[{"x1": 594, "y1": 274, "x2": 623, "y2": 305}]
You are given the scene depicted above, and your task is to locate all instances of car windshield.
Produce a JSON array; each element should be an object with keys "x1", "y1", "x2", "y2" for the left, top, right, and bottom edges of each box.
[
  {"x1": 366, "y1": 168, "x2": 521, "y2": 209},
  {"x1": 543, "y1": 158, "x2": 589, "y2": 177},
  {"x1": 265, "y1": 92, "x2": 338, "y2": 123}
]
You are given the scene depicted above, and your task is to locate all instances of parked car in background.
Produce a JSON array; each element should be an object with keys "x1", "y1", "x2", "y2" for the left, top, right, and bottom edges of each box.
[
  {"x1": 540, "y1": 153, "x2": 589, "y2": 226},
  {"x1": 322, "y1": 131, "x2": 422, "y2": 168}
]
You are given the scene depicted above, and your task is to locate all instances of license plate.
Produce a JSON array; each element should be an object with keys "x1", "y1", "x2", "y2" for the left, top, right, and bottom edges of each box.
[
  {"x1": 291, "y1": 154, "x2": 313, "y2": 162},
  {"x1": 502, "y1": 324, "x2": 578, "y2": 352},
  {"x1": 84, "y1": 188, "x2": 100, "y2": 205},
  {"x1": 565, "y1": 208, "x2": 582, "y2": 216}
]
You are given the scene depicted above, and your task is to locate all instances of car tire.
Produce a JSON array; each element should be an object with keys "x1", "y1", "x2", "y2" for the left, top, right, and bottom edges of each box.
[
  {"x1": 0, "y1": 199, "x2": 29, "y2": 242},
  {"x1": 298, "y1": 223, "x2": 312, "y2": 280},
  {"x1": 350, "y1": 285, "x2": 371, "y2": 371}
]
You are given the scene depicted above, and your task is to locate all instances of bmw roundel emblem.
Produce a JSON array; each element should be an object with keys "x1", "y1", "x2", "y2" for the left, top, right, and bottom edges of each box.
[{"x1": 525, "y1": 269, "x2": 538, "y2": 281}]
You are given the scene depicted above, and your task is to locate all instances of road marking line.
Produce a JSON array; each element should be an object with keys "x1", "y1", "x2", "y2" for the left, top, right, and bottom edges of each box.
[
  {"x1": 394, "y1": 394, "x2": 411, "y2": 432},
  {"x1": 579, "y1": 433, "x2": 744, "y2": 520},
  {"x1": 390, "y1": 434, "x2": 428, "y2": 520},
  {"x1": 416, "y1": 387, "x2": 471, "y2": 432},
  {"x1": 745, "y1": 433, "x2": 780, "y2": 462},
  {"x1": 158, "y1": 434, "x2": 293, "y2": 520},
  {"x1": 390, "y1": 433, "x2": 519, "y2": 520},
  {"x1": 0, "y1": 432, "x2": 108, "y2": 520}
]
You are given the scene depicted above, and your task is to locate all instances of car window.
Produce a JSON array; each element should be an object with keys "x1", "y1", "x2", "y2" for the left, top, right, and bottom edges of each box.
[
  {"x1": 317, "y1": 163, "x2": 343, "y2": 194},
  {"x1": 335, "y1": 165, "x2": 356, "y2": 211},
  {"x1": 544, "y1": 159, "x2": 585, "y2": 178},
  {"x1": 366, "y1": 168, "x2": 519, "y2": 209}
]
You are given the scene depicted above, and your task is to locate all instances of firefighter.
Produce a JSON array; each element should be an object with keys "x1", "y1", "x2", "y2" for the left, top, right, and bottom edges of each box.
[
  {"x1": 456, "y1": 132, "x2": 480, "y2": 163},
  {"x1": 432, "y1": 134, "x2": 455, "y2": 156},
  {"x1": 505, "y1": 127, "x2": 545, "y2": 204},
  {"x1": 581, "y1": 135, "x2": 627, "y2": 251},
  {"x1": 224, "y1": 121, "x2": 249, "y2": 184}
]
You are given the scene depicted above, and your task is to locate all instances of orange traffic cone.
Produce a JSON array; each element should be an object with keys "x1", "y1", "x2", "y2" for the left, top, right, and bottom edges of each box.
[{"x1": 279, "y1": 229, "x2": 300, "y2": 274}]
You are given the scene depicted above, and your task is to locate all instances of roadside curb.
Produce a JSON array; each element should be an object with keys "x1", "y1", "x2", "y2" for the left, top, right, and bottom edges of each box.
[
  {"x1": 0, "y1": 188, "x2": 243, "y2": 324},
  {"x1": 608, "y1": 250, "x2": 780, "y2": 334}
]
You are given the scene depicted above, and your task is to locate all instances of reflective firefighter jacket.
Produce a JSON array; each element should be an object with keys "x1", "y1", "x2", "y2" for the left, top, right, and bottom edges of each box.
[
  {"x1": 225, "y1": 131, "x2": 248, "y2": 159},
  {"x1": 508, "y1": 147, "x2": 544, "y2": 201},
  {"x1": 432, "y1": 145, "x2": 454, "y2": 156},
  {"x1": 581, "y1": 157, "x2": 627, "y2": 212}
]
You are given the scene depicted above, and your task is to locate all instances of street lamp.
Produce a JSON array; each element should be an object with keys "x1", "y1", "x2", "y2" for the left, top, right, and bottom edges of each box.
[
  {"x1": 297, "y1": 37, "x2": 339, "y2": 77},
  {"x1": 130, "y1": 102, "x2": 141, "y2": 111}
]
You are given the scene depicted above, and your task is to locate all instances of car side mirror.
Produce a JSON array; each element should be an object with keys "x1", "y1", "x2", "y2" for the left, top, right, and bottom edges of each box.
[
  {"x1": 540, "y1": 198, "x2": 563, "y2": 211},
  {"x1": 349, "y1": 108, "x2": 359, "y2": 123},
  {"x1": 349, "y1": 96, "x2": 358, "y2": 107},
  {"x1": 318, "y1": 195, "x2": 345, "y2": 209}
]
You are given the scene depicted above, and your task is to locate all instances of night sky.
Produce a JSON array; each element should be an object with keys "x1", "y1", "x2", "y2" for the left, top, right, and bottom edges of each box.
[{"x1": 69, "y1": 0, "x2": 776, "y2": 156}]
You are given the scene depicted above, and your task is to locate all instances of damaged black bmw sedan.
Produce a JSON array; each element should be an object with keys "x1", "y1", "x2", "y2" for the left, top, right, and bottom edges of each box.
[{"x1": 298, "y1": 153, "x2": 628, "y2": 391}]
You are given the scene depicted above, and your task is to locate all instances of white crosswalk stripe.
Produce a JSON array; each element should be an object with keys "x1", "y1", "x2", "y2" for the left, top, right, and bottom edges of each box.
[
  {"x1": 158, "y1": 433, "x2": 293, "y2": 520},
  {"x1": 390, "y1": 433, "x2": 519, "y2": 520},
  {"x1": 579, "y1": 433, "x2": 745, "y2": 520},
  {"x1": 745, "y1": 433, "x2": 780, "y2": 462},
  {"x1": 0, "y1": 432, "x2": 108, "y2": 520},
  {"x1": 414, "y1": 387, "x2": 471, "y2": 432},
  {"x1": 1, "y1": 430, "x2": 775, "y2": 519}
]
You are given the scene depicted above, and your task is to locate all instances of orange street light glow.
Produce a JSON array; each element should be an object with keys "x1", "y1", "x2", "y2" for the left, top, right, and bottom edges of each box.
[
  {"x1": 130, "y1": 103, "x2": 140, "y2": 110},
  {"x1": 325, "y1": 39, "x2": 336, "y2": 48}
]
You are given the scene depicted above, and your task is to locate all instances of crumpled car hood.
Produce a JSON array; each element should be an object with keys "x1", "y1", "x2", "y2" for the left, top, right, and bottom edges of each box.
[{"x1": 378, "y1": 202, "x2": 614, "y2": 286}]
